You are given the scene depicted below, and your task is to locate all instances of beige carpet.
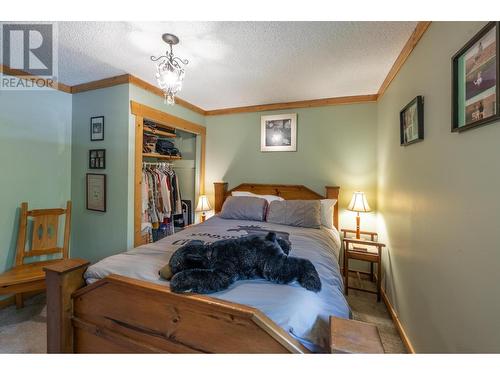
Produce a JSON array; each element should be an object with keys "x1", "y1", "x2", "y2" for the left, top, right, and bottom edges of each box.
[
  {"x1": 0, "y1": 276, "x2": 405, "y2": 353},
  {"x1": 346, "y1": 273, "x2": 407, "y2": 353}
]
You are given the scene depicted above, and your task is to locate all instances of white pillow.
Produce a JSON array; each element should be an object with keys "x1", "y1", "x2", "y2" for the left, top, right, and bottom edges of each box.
[
  {"x1": 232, "y1": 191, "x2": 284, "y2": 204},
  {"x1": 320, "y1": 199, "x2": 337, "y2": 229}
]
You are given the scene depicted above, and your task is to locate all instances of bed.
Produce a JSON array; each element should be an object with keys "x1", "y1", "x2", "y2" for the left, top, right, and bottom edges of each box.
[{"x1": 44, "y1": 182, "x2": 346, "y2": 353}]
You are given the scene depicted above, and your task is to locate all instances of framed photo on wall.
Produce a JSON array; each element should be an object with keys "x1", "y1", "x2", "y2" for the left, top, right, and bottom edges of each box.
[
  {"x1": 86, "y1": 173, "x2": 106, "y2": 212},
  {"x1": 260, "y1": 113, "x2": 297, "y2": 152},
  {"x1": 452, "y1": 22, "x2": 500, "y2": 132},
  {"x1": 90, "y1": 116, "x2": 105, "y2": 141},
  {"x1": 89, "y1": 149, "x2": 106, "y2": 169},
  {"x1": 400, "y1": 96, "x2": 424, "y2": 146}
]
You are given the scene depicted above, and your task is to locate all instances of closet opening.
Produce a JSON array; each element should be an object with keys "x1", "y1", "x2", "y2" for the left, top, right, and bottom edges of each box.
[{"x1": 131, "y1": 101, "x2": 206, "y2": 247}]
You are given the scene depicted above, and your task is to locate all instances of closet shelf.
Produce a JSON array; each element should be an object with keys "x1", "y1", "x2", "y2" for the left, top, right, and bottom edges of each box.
[
  {"x1": 143, "y1": 126, "x2": 176, "y2": 138},
  {"x1": 142, "y1": 153, "x2": 182, "y2": 160}
]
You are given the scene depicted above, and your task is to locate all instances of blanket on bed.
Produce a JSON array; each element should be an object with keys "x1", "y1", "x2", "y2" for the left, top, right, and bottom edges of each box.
[{"x1": 84, "y1": 216, "x2": 350, "y2": 353}]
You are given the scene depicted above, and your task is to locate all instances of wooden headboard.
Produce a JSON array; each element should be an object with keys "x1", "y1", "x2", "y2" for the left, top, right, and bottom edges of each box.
[{"x1": 214, "y1": 182, "x2": 340, "y2": 229}]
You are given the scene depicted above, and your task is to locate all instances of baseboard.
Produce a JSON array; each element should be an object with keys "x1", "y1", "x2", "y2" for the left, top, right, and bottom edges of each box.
[
  {"x1": 343, "y1": 267, "x2": 415, "y2": 353},
  {"x1": 380, "y1": 288, "x2": 415, "y2": 354}
]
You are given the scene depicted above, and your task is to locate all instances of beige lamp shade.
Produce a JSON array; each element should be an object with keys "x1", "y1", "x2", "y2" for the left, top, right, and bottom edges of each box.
[
  {"x1": 195, "y1": 195, "x2": 212, "y2": 212},
  {"x1": 347, "y1": 191, "x2": 371, "y2": 212}
]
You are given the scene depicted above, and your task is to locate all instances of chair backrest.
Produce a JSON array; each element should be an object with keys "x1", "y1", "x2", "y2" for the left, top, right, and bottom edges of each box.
[{"x1": 15, "y1": 201, "x2": 72, "y2": 267}]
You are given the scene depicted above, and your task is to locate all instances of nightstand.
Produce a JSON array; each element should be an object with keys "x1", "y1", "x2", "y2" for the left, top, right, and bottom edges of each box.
[{"x1": 341, "y1": 229, "x2": 385, "y2": 302}]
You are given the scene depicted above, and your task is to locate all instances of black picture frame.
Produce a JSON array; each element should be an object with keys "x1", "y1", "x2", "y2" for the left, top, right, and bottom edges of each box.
[
  {"x1": 400, "y1": 96, "x2": 424, "y2": 146},
  {"x1": 90, "y1": 116, "x2": 105, "y2": 141},
  {"x1": 89, "y1": 149, "x2": 106, "y2": 169},
  {"x1": 86, "y1": 173, "x2": 107, "y2": 212},
  {"x1": 452, "y1": 22, "x2": 500, "y2": 133}
]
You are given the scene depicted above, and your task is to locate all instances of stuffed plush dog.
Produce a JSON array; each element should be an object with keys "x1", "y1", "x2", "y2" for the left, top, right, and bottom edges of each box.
[{"x1": 159, "y1": 232, "x2": 321, "y2": 294}]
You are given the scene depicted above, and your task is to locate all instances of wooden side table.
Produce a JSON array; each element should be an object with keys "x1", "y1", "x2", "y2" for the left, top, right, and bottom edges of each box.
[{"x1": 341, "y1": 229, "x2": 385, "y2": 302}]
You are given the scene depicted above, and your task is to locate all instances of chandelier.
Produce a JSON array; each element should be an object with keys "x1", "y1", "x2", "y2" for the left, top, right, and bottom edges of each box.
[{"x1": 151, "y1": 33, "x2": 188, "y2": 105}]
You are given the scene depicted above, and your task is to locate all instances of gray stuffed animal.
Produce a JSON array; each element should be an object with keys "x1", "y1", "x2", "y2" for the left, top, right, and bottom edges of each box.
[{"x1": 159, "y1": 232, "x2": 321, "y2": 294}]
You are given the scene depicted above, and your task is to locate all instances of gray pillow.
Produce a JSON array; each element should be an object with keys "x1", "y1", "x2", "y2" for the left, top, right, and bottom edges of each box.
[
  {"x1": 266, "y1": 200, "x2": 321, "y2": 228},
  {"x1": 219, "y1": 196, "x2": 267, "y2": 221}
]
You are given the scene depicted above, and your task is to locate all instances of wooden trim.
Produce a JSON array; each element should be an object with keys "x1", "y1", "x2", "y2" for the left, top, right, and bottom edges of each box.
[
  {"x1": 134, "y1": 116, "x2": 144, "y2": 248},
  {"x1": 377, "y1": 22, "x2": 432, "y2": 98},
  {"x1": 131, "y1": 101, "x2": 206, "y2": 246},
  {"x1": 70, "y1": 74, "x2": 130, "y2": 94},
  {"x1": 0, "y1": 64, "x2": 72, "y2": 93},
  {"x1": 130, "y1": 101, "x2": 206, "y2": 135},
  {"x1": 128, "y1": 75, "x2": 206, "y2": 115},
  {"x1": 204, "y1": 94, "x2": 378, "y2": 116},
  {"x1": 381, "y1": 287, "x2": 415, "y2": 354}
]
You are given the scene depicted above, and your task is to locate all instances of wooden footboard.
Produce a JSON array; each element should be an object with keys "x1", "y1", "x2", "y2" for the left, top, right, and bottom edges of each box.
[{"x1": 44, "y1": 259, "x2": 310, "y2": 353}]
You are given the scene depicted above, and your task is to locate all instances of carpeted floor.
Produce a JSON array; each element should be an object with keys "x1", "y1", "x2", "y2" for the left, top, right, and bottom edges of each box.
[{"x1": 0, "y1": 275, "x2": 406, "y2": 353}]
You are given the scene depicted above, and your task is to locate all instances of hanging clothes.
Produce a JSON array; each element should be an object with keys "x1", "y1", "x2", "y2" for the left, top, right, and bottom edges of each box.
[{"x1": 141, "y1": 162, "x2": 182, "y2": 242}]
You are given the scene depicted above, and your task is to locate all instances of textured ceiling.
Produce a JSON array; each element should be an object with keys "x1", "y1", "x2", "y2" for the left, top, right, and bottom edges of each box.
[{"x1": 57, "y1": 22, "x2": 417, "y2": 110}]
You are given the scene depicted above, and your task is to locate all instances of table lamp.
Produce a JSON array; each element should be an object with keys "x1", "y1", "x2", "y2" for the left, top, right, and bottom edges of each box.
[
  {"x1": 195, "y1": 195, "x2": 212, "y2": 223},
  {"x1": 347, "y1": 191, "x2": 371, "y2": 239}
]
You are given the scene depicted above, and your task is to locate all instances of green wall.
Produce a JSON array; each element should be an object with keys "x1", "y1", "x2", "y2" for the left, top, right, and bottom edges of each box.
[
  {"x1": 204, "y1": 104, "x2": 378, "y2": 229},
  {"x1": 377, "y1": 22, "x2": 500, "y2": 352},
  {"x1": 69, "y1": 84, "x2": 205, "y2": 263},
  {"x1": 70, "y1": 84, "x2": 130, "y2": 262},
  {"x1": 0, "y1": 89, "x2": 72, "y2": 281}
]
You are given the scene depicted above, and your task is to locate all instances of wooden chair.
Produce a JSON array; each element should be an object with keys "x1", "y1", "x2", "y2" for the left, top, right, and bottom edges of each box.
[{"x1": 0, "y1": 201, "x2": 72, "y2": 308}]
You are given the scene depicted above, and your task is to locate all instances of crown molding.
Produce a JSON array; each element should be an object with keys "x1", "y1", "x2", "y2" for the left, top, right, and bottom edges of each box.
[
  {"x1": 204, "y1": 94, "x2": 379, "y2": 116},
  {"x1": 377, "y1": 21, "x2": 432, "y2": 98},
  {"x1": 0, "y1": 64, "x2": 72, "y2": 93},
  {"x1": 1, "y1": 22, "x2": 431, "y2": 115}
]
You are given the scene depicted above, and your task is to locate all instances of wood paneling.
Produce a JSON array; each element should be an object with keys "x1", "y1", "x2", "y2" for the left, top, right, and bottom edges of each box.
[
  {"x1": 377, "y1": 22, "x2": 432, "y2": 98},
  {"x1": 204, "y1": 94, "x2": 379, "y2": 116}
]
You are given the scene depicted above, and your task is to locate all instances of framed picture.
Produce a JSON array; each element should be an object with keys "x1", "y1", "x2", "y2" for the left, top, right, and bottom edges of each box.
[
  {"x1": 90, "y1": 116, "x2": 105, "y2": 141},
  {"x1": 400, "y1": 96, "x2": 424, "y2": 146},
  {"x1": 89, "y1": 149, "x2": 106, "y2": 169},
  {"x1": 86, "y1": 173, "x2": 106, "y2": 212},
  {"x1": 452, "y1": 22, "x2": 500, "y2": 132},
  {"x1": 260, "y1": 113, "x2": 297, "y2": 152}
]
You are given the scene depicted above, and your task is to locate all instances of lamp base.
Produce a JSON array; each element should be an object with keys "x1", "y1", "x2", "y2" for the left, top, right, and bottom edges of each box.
[
  {"x1": 200, "y1": 212, "x2": 206, "y2": 223},
  {"x1": 356, "y1": 213, "x2": 361, "y2": 239}
]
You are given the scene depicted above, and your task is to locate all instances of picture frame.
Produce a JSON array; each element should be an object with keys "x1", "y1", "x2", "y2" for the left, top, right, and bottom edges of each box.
[
  {"x1": 260, "y1": 113, "x2": 297, "y2": 152},
  {"x1": 400, "y1": 96, "x2": 424, "y2": 146},
  {"x1": 86, "y1": 173, "x2": 106, "y2": 212},
  {"x1": 90, "y1": 116, "x2": 105, "y2": 141},
  {"x1": 89, "y1": 149, "x2": 106, "y2": 169},
  {"x1": 452, "y1": 22, "x2": 500, "y2": 133}
]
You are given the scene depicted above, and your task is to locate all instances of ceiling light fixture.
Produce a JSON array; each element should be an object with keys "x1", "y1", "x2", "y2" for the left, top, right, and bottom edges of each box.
[{"x1": 151, "y1": 33, "x2": 188, "y2": 105}]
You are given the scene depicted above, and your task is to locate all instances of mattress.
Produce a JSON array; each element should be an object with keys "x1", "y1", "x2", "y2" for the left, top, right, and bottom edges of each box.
[{"x1": 84, "y1": 216, "x2": 350, "y2": 352}]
